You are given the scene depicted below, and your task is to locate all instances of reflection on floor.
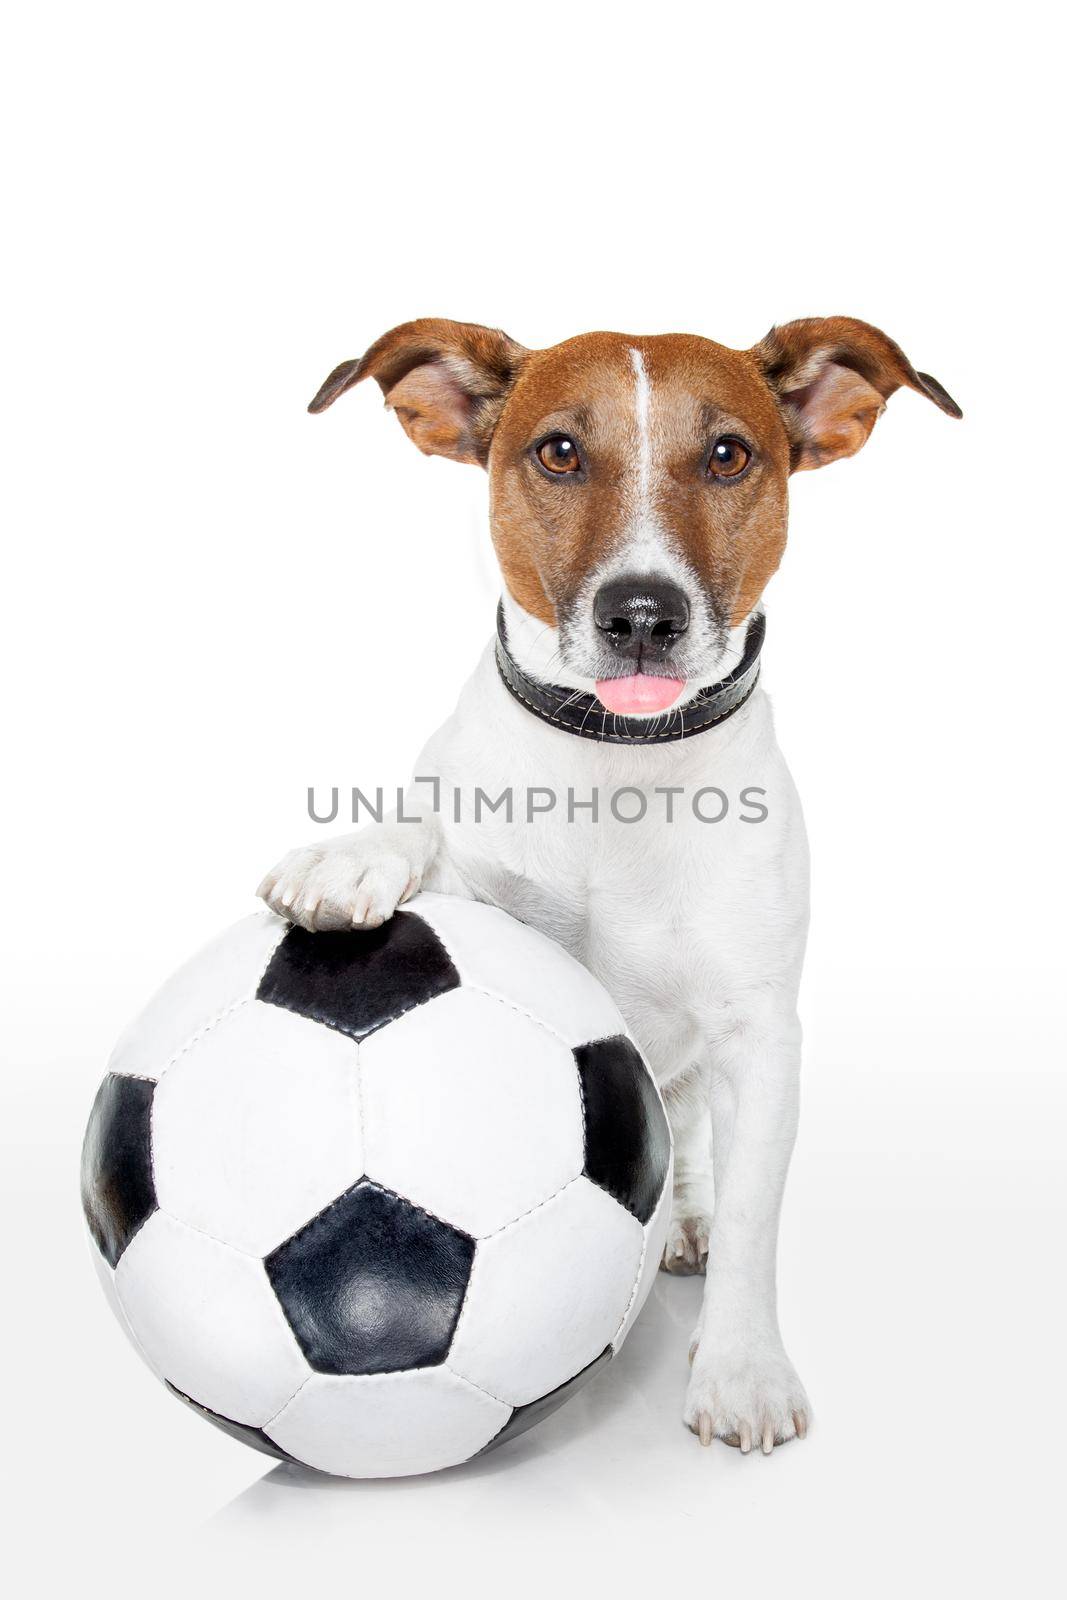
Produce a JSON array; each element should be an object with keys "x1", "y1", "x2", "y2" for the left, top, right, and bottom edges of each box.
[{"x1": 206, "y1": 1273, "x2": 786, "y2": 1583}]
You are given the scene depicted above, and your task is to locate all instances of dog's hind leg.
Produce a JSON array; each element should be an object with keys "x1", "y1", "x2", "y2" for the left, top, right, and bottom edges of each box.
[{"x1": 660, "y1": 1062, "x2": 715, "y2": 1275}]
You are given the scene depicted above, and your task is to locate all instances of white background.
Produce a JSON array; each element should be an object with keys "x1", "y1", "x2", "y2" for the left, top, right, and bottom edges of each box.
[{"x1": 2, "y1": 2, "x2": 1063, "y2": 1595}]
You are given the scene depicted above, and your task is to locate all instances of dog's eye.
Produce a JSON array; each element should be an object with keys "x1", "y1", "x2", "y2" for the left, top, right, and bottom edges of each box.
[
  {"x1": 707, "y1": 437, "x2": 752, "y2": 480},
  {"x1": 536, "y1": 436, "x2": 581, "y2": 475}
]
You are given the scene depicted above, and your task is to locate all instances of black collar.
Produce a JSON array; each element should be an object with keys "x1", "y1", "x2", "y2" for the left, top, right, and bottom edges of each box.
[{"x1": 494, "y1": 604, "x2": 765, "y2": 745}]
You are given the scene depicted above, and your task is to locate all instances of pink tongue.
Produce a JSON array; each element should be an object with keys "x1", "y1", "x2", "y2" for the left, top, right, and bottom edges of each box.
[{"x1": 595, "y1": 675, "x2": 685, "y2": 715}]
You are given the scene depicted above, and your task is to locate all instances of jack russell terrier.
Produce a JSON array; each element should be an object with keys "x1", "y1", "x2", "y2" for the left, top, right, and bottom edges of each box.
[{"x1": 258, "y1": 317, "x2": 960, "y2": 1453}]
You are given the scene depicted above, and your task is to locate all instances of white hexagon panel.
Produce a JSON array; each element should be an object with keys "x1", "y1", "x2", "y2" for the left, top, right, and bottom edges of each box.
[
  {"x1": 267, "y1": 1368, "x2": 509, "y2": 1479},
  {"x1": 114, "y1": 1211, "x2": 308, "y2": 1425},
  {"x1": 107, "y1": 912, "x2": 287, "y2": 1082},
  {"x1": 411, "y1": 892, "x2": 626, "y2": 1048},
  {"x1": 360, "y1": 987, "x2": 584, "y2": 1236},
  {"x1": 613, "y1": 1176, "x2": 672, "y2": 1350},
  {"x1": 447, "y1": 1176, "x2": 645, "y2": 1407},
  {"x1": 152, "y1": 999, "x2": 361, "y2": 1255}
]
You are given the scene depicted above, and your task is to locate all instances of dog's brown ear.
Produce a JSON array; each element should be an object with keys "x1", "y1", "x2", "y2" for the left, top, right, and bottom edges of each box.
[
  {"x1": 308, "y1": 318, "x2": 528, "y2": 466},
  {"x1": 752, "y1": 317, "x2": 961, "y2": 472}
]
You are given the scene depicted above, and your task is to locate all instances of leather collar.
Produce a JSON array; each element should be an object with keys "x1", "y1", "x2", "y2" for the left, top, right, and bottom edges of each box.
[{"x1": 494, "y1": 604, "x2": 765, "y2": 745}]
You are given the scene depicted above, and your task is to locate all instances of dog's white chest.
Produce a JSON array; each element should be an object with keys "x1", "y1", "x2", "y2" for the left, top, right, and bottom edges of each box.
[{"x1": 417, "y1": 650, "x2": 810, "y2": 1083}]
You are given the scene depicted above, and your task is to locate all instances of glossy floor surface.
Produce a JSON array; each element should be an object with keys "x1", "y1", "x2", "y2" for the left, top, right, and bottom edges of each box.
[{"x1": 8, "y1": 1008, "x2": 1061, "y2": 1599}]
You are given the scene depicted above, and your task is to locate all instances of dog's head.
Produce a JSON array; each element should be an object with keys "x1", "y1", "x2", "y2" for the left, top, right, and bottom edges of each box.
[{"x1": 310, "y1": 318, "x2": 960, "y2": 714}]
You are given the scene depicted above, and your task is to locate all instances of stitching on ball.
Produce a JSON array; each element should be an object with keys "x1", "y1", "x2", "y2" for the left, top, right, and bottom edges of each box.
[
  {"x1": 254, "y1": 913, "x2": 291, "y2": 981},
  {"x1": 149, "y1": 992, "x2": 251, "y2": 1193},
  {"x1": 461, "y1": 980, "x2": 581, "y2": 1052},
  {"x1": 351, "y1": 1039, "x2": 366, "y2": 1179},
  {"x1": 448, "y1": 1179, "x2": 585, "y2": 1385},
  {"x1": 270, "y1": 990, "x2": 434, "y2": 1046},
  {"x1": 476, "y1": 1173, "x2": 583, "y2": 1245},
  {"x1": 154, "y1": 1204, "x2": 264, "y2": 1261},
  {"x1": 142, "y1": 915, "x2": 287, "y2": 1092},
  {"x1": 610, "y1": 1230, "x2": 650, "y2": 1349},
  {"x1": 156, "y1": 995, "x2": 251, "y2": 1082},
  {"x1": 274, "y1": 1174, "x2": 473, "y2": 1249},
  {"x1": 261, "y1": 1373, "x2": 310, "y2": 1431},
  {"x1": 442, "y1": 1362, "x2": 512, "y2": 1410},
  {"x1": 574, "y1": 1052, "x2": 589, "y2": 1152}
]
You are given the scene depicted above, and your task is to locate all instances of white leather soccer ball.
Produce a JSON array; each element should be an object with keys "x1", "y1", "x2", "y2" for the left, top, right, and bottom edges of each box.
[{"x1": 82, "y1": 893, "x2": 672, "y2": 1477}]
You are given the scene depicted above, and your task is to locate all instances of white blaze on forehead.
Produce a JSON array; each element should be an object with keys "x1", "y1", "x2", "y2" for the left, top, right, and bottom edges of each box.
[
  {"x1": 622, "y1": 344, "x2": 675, "y2": 576},
  {"x1": 630, "y1": 345, "x2": 653, "y2": 522}
]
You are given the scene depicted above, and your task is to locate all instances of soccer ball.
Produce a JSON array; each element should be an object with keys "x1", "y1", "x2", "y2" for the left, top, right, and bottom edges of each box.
[{"x1": 82, "y1": 893, "x2": 672, "y2": 1477}]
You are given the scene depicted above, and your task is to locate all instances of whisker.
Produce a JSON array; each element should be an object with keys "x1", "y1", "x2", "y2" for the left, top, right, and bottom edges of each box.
[
  {"x1": 578, "y1": 698, "x2": 600, "y2": 738},
  {"x1": 552, "y1": 689, "x2": 587, "y2": 715}
]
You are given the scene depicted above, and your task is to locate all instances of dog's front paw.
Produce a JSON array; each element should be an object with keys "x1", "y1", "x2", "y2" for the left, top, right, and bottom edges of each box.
[
  {"x1": 684, "y1": 1329, "x2": 809, "y2": 1454},
  {"x1": 661, "y1": 1189, "x2": 713, "y2": 1275},
  {"x1": 257, "y1": 836, "x2": 420, "y2": 932}
]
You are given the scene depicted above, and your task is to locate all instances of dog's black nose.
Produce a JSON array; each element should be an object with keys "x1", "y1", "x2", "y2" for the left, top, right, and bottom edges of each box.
[{"x1": 593, "y1": 576, "x2": 690, "y2": 660}]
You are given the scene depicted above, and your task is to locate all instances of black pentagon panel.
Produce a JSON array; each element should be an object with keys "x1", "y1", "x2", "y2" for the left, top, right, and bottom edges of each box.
[
  {"x1": 265, "y1": 1179, "x2": 475, "y2": 1376},
  {"x1": 574, "y1": 1036, "x2": 671, "y2": 1225},
  {"x1": 257, "y1": 912, "x2": 460, "y2": 1042},
  {"x1": 165, "y1": 1383, "x2": 309, "y2": 1468},
  {"x1": 81, "y1": 1073, "x2": 158, "y2": 1268},
  {"x1": 476, "y1": 1346, "x2": 613, "y2": 1457}
]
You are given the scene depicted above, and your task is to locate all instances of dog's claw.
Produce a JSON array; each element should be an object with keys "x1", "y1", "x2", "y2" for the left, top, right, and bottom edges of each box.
[
  {"x1": 697, "y1": 1414, "x2": 713, "y2": 1447},
  {"x1": 257, "y1": 836, "x2": 422, "y2": 934},
  {"x1": 661, "y1": 1195, "x2": 713, "y2": 1275},
  {"x1": 685, "y1": 1337, "x2": 808, "y2": 1455}
]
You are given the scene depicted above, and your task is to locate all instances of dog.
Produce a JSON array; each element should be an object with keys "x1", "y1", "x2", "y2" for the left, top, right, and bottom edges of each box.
[{"x1": 258, "y1": 317, "x2": 960, "y2": 1452}]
